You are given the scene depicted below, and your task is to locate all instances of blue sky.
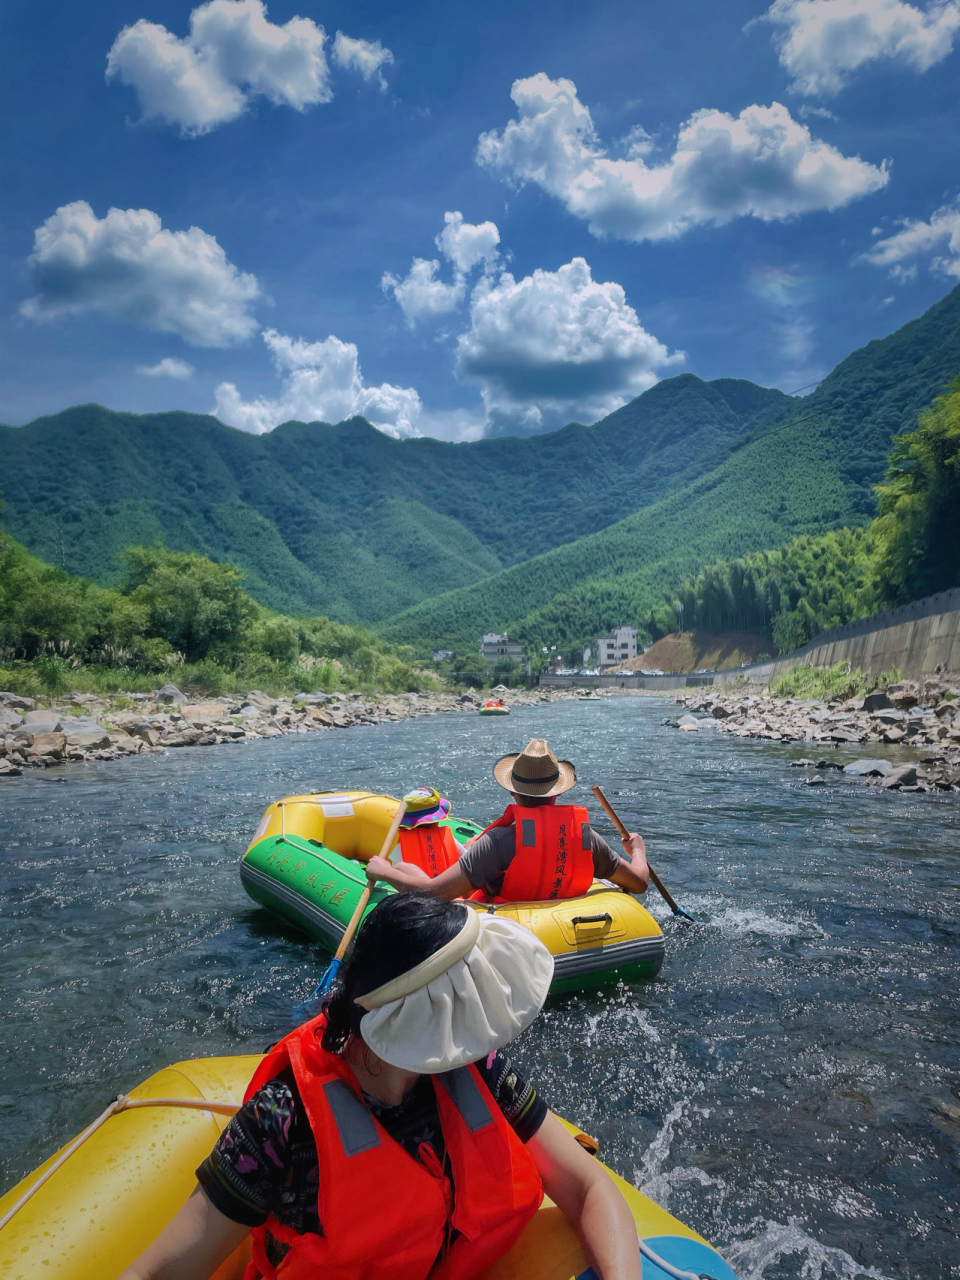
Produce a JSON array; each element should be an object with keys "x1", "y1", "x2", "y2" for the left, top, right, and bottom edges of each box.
[{"x1": 2, "y1": 0, "x2": 957, "y2": 438}]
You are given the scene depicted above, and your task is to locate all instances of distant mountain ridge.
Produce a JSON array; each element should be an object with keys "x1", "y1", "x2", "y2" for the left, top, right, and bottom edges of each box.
[
  {"x1": 2, "y1": 285, "x2": 957, "y2": 647},
  {"x1": 375, "y1": 284, "x2": 960, "y2": 650},
  {"x1": 0, "y1": 373, "x2": 793, "y2": 624}
]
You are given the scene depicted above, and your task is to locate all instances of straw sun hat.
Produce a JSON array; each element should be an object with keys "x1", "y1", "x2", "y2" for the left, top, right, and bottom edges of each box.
[{"x1": 493, "y1": 738, "x2": 576, "y2": 798}]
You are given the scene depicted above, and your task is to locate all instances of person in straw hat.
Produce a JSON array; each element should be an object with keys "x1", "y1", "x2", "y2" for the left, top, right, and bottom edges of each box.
[
  {"x1": 119, "y1": 894, "x2": 642, "y2": 1280},
  {"x1": 368, "y1": 738, "x2": 649, "y2": 904}
]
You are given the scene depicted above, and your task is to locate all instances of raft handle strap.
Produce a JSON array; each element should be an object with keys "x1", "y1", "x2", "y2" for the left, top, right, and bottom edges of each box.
[
  {"x1": 638, "y1": 1238, "x2": 721, "y2": 1280},
  {"x1": 571, "y1": 913, "x2": 613, "y2": 926},
  {"x1": 0, "y1": 1096, "x2": 239, "y2": 1232}
]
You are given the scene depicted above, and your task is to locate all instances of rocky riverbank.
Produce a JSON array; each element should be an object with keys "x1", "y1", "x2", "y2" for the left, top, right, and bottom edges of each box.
[
  {"x1": 665, "y1": 677, "x2": 960, "y2": 793},
  {"x1": 0, "y1": 683, "x2": 583, "y2": 777}
]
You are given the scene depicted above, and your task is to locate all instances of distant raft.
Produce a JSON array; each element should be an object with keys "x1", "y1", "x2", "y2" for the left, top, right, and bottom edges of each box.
[
  {"x1": 0, "y1": 1054, "x2": 737, "y2": 1280},
  {"x1": 480, "y1": 700, "x2": 511, "y2": 715},
  {"x1": 239, "y1": 791, "x2": 664, "y2": 994}
]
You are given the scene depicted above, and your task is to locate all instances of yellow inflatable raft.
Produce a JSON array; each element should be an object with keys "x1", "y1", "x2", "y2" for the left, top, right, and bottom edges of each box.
[
  {"x1": 239, "y1": 791, "x2": 664, "y2": 993},
  {"x1": 0, "y1": 1056, "x2": 736, "y2": 1280}
]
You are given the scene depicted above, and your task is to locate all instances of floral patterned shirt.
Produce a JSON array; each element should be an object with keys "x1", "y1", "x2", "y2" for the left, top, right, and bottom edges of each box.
[{"x1": 196, "y1": 1049, "x2": 546, "y2": 1244}]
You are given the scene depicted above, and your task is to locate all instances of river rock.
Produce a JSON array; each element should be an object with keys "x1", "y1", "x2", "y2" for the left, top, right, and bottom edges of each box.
[
  {"x1": 133, "y1": 726, "x2": 161, "y2": 746},
  {"x1": 0, "y1": 692, "x2": 36, "y2": 710},
  {"x1": 862, "y1": 691, "x2": 892, "y2": 712},
  {"x1": 244, "y1": 690, "x2": 278, "y2": 714},
  {"x1": 157, "y1": 683, "x2": 188, "y2": 705},
  {"x1": 805, "y1": 775, "x2": 826, "y2": 786},
  {"x1": 829, "y1": 728, "x2": 862, "y2": 743},
  {"x1": 21, "y1": 712, "x2": 64, "y2": 732},
  {"x1": 880, "y1": 764, "x2": 918, "y2": 790},
  {"x1": 162, "y1": 728, "x2": 204, "y2": 747},
  {"x1": 236, "y1": 704, "x2": 262, "y2": 719},
  {"x1": 67, "y1": 729, "x2": 113, "y2": 750},
  {"x1": 844, "y1": 758, "x2": 893, "y2": 777},
  {"x1": 790, "y1": 758, "x2": 815, "y2": 767},
  {"x1": 27, "y1": 732, "x2": 66, "y2": 761},
  {"x1": 678, "y1": 714, "x2": 699, "y2": 727},
  {"x1": 882, "y1": 727, "x2": 907, "y2": 743},
  {"x1": 185, "y1": 702, "x2": 229, "y2": 724},
  {"x1": 0, "y1": 708, "x2": 22, "y2": 729},
  {"x1": 293, "y1": 692, "x2": 333, "y2": 705},
  {"x1": 814, "y1": 759, "x2": 844, "y2": 770}
]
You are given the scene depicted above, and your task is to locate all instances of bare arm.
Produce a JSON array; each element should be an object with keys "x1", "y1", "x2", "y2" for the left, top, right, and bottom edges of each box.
[
  {"x1": 609, "y1": 833, "x2": 649, "y2": 894},
  {"x1": 365, "y1": 855, "x2": 475, "y2": 901},
  {"x1": 116, "y1": 1185, "x2": 250, "y2": 1280},
  {"x1": 528, "y1": 1113, "x2": 640, "y2": 1280}
]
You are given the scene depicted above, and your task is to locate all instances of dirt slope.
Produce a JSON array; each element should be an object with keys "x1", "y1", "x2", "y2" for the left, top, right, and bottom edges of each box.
[{"x1": 609, "y1": 631, "x2": 773, "y2": 673}]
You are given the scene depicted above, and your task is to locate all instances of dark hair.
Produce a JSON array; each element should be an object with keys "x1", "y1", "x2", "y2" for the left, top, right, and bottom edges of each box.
[
  {"x1": 320, "y1": 893, "x2": 468, "y2": 1055},
  {"x1": 512, "y1": 793, "x2": 557, "y2": 807}
]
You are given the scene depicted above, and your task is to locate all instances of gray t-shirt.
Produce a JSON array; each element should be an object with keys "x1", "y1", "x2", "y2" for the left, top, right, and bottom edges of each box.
[{"x1": 459, "y1": 825, "x2": 622, "y2": 899}]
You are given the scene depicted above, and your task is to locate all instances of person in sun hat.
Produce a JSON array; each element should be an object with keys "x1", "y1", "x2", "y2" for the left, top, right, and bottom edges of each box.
[
  {"x1": 395, "y1": 786, "x2": 464, "y2": 879},
  {"x1": 368, "y1": 738, "x2": 650, "y2": 904},
  {"x1": 118, "y1": 894, "x2": 642, "y2": 1280}
]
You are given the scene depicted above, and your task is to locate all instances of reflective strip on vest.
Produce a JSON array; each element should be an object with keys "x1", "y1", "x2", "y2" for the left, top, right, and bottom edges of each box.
[
  {"x1": 323, "y1": 1080, "x2": 381, "y2": 1156},
  {"x1": 436, "y1": 1067, "x2": 493, "y2": 1134}
]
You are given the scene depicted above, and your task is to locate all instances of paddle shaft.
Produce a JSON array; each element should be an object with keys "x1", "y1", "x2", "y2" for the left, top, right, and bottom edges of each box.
[
  {"x1": 332, "y1": 800, "x2": 408, "y2": 962},
  {"x1": 591, "y1": 785, "x2": 680, "y2": 914}
]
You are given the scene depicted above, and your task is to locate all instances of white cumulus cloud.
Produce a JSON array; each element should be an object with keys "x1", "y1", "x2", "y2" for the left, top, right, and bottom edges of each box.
[
  {"x1": 477, "y1": 73, "x2": 888, "y2": 243},
  {"x1": 106, "y1": 0, "x2": 390, "y2": 135},
  {"x1": 436, "y1": 211, "x2": 500, "y2": 274},
  {"x1": 138, "y1": 356, "x2": 196, "y2": 378},
  {"x1": 20, "y1": 200, "x2": 260, "y2": 347},
  {"x1": 860, "y1": 201, "x2": 960, "y2": 279},
  {"x1": 455, "y1": 256, "x2": 683, "y2": 432},
  {"x1": 760, "y1": 0, "x2": 960, "y2": 96},
  {"x1": 381, "y1": 259, "x2": 466, "y2": 325},
  {"x1": 332, "y1": 31, "x2": 393, "y2": 89},
  {"x1": 214, "y1": 327, "x2": 422, "y2": 437},
  {"x1": 383, "y1": 211, "x2": 500, "y2": 326}
]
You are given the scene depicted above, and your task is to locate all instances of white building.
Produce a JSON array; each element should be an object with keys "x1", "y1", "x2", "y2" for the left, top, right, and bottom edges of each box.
[
  {"x1": 479, "y1": 632, "x2": 524, "y2": 663},
  {"x1": 596, "y1": 625, "x2": 638, "y2": 668}
]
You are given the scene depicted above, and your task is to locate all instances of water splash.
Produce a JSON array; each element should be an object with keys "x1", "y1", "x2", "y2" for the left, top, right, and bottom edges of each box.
[
  {"x1": 723, "y1": 1218, "x2": 895, "y2": 1280},
  {"x1": 706, "y1": 907, "x2": 826, "y2": 938},
  {"x1": 634, "y1": 1099, "x2": 715, "y2": 1207}
]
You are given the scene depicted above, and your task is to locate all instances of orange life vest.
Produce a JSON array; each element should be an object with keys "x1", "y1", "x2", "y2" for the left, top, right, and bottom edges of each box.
[
  {"x1": 471, "y1": 804, "x2": 595, "y2": 903},
  {"x1": 398, "y1": 824, "x2": 461, "y2": 878},
  {"x1": 241, "y1": 1014, "x2": 543, "y2": 1280}
]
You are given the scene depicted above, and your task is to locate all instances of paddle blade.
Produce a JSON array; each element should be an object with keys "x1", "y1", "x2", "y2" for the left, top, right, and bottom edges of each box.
[
  {"x1": 315, "y1": 957, "x2": 343, "y2": 997},
  {"x1": 673, "y1": 906, "x2": 697, "y2": 924}
]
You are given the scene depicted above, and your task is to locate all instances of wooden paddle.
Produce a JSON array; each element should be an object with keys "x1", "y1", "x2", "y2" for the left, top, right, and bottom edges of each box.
[
  {"x1": 308, "y1": 800, "x2": 408, "y2": 1002},
  {"x1": 591, "y1": 785, "x2": 696, "y2": 923}
]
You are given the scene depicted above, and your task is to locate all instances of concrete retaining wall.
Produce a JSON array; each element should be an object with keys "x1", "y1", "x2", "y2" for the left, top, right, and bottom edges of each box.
[
  {"x1": 539, "y1": 588, "x2": 960, "y2": 690},
  {"x1": 713, "y1": 588, "x2": 960, "y2": 685}
]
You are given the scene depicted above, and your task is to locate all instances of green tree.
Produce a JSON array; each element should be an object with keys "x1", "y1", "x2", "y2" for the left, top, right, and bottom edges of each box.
[
  {"x1": 871, "y1": 377, "x2": 960, "y2": 604},
  {"x1": 120, "y1": 546, "x2": 256, "y2": 662}
]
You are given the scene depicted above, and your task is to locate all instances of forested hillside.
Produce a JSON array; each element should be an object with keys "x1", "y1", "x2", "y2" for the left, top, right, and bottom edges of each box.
[
  {"x1": 377, "y1": 286, "x2": 960, "y2": 651},
  {"x1": 641, "y1": 374, "x2": 960, "y2": 655},
  {"x1": 0, "y1": 375, "x2": 791, "y2": 625}
]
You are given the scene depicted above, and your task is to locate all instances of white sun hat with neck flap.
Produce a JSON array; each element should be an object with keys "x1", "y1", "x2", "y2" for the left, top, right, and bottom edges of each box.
[{"x1": 355, "y1": 907, "x2": 554, "y2": 1074}]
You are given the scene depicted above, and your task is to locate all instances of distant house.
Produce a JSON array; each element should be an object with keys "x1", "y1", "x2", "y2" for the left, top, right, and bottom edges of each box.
[
  {"x1": 433, "y1": 649, "x2": 454, "y2": 662},
  {"x1": 596, "y1": 626, "x2": 638, "y2": 668},
  {"x1": 479, "y1": 632, "x2": 524, "y2": 663}
]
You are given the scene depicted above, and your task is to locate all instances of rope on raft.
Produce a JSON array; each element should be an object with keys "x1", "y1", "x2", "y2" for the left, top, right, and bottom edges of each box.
[
  {"x1": 0, "y1": 1096, "x2": 240, "y2": 1232},
  {"x1": 0, "y1": 1098, "x2": 722, "y2": 1279}
]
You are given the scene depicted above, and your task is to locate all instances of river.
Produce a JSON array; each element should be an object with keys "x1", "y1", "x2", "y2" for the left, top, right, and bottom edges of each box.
[{"x1": 1, "y1": 696, "x2": 957, "y2": 1278}]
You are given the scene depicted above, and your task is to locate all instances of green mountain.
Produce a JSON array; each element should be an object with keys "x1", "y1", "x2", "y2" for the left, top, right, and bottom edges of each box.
[
  {"x1": 2, "y1": 285, "x2": 956, "y2": 648},
  {"x1": 0, "y1": 374, "x2": 791, "y2": 625},
  {"x1": 376, "y1": 284, "x2": 960, "y2": 651}
]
